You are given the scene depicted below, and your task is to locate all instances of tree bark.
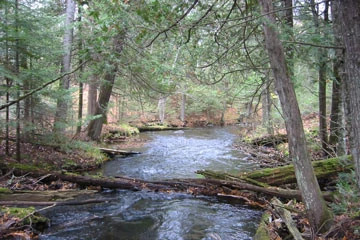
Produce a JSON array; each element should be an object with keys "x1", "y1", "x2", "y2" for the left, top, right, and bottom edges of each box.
[
  {"x1": 310, "y1": 0, "x2": 329, "y2": 156},
  {"x1": 87, "y1": 70, "x2": 117, "y2": 140},
  {"x1": 259, "y1": 0, "x2": 333, "y2": 232},
  {"x1": 54, "y1": 0, "x2": 76, "y2": 132},
  {"x1": 329, "y1": 0, "x2": 344, "y2": 153},
  {"x1": 87, "y1": 77, "x2": 98, "y2": 116},
  {"x1": 4, "y1": 2, "x2": 11, "y2": 156},
  {"x1": 15, "y1": 0, "x2": 21, "y2": 162},
  {"x1": 180, "y1": 92, "x2": 186, "y2": 122},
  {"x1": 76, "y1": 6, "x2": 84, "y2": 135},
  {"x1": 158, "y1": 96, "x2": 166, "y2": 124},
  {"x1": 337, "y1": 0, "x2": 360, "y2": 189},
  {"x1": 262, "y1": 74, "x2": 274, "y2": 135}
]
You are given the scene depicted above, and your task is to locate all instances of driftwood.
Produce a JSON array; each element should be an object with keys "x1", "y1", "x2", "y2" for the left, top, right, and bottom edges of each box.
[
  {"x1": 272, "y1": 198, "x2": 304, "y2": 240},
  {"x1": 197, "y1": 156, "x2": 352, "y2": 187},
  {"x1": 99, "y1": 148, "x2": 140, "y2": 156}
]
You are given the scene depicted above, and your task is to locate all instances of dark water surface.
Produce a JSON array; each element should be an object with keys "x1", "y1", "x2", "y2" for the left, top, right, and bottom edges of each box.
[{"x1": 40, "y1": 127, "x2": 261, "y2": 240}]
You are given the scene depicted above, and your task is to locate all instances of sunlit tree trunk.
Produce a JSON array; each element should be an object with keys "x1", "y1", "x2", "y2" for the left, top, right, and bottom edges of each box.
[
  {"x1": 54, "y1": 0, "x2": 76, "y2": 132},
  {"x1": 259, "y1": 0, "x2": 333, "y2": 232},
  {"x1": 337, "y1": 0, "x2": 360, "y2": 189},
  {"x1": 158, "y1": 96, "x2": 166, "y2": 124}
]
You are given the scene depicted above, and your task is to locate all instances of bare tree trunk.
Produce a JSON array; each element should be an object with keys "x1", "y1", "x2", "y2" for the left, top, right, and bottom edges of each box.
[
  {"x1": 4, "y1": 3, "x2": 10, "y2": 156},
  {"x1": 158, "y1": 96, "x2": 166, "y2": 124},
  {"x1": 262, "y1": 76, "x2": 274, "y2": 135},
  {"x1": 54, "y1": 0, "x2": 76, "y2": 132},
  {"x1": 180, "y1": 93, "x2": 186, "y2": 123},
  {"x1": 87, "y1": 77, "x2": 97, "y2": 116},
  {"x1": 76, "y1": 6, "x2": 83, "y2": 135},
  {"x1": 15, "y1": 0, "x2": 21, "y2": 162},
  {"x1": 22, "y1": 56, "x2": 31, "y2": 141},
  {"x1": 310, "y1": 0, "x2": 329, "y2": 156},
  {"x1": 337, "y1": 0, "x2": 360, "y2": 189},
  {"x1": 331, "y1": 1, "x2": 347, "y2": 156},
  {"x1": 259, "y1": 0, "x2": 333, "y2": 232}
]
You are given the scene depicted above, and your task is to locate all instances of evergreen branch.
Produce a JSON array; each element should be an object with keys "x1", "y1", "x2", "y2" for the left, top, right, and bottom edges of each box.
[
  {"x1": 283, "y1": 41, "x2": 344, "y2": 49},
  {"x1": 0, "y1": 60, "x2": 89, "y2": 111},
  {"x1": 145, "y1": 0, "x2": 199, "y2": 47}
]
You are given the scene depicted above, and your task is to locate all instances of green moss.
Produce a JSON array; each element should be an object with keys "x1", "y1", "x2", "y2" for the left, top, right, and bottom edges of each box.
[
  {"x1": 1, "y1": 207, "x2": 50, "y2": 227},
  {"x1": 0, "y1": 187, "x2": 12, "y2": 193},
  {"x1": 253, "y1": 211, "x2": 271, "y2": 240},
  {"x1": 119, "y1": 123, "x2": 140, "y2": 136},
  {"x1": 9, "y1": 163, "x2": 41, "y2": 171}
]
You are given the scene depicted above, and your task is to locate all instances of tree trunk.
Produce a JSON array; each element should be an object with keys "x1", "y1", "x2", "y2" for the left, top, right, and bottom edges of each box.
[
  {"x1": 22, "y1": 56, "x2": 31, "y2": 141},
  {"x1": 310, "y1": 0, "x2": 329, "y2": 156},
  {"x1": 76, "y1": 6, "x2": 84, "y2": 135},
  {"x1": 329, "y1": 0, "x2": 344, "y2": 154},
  {"x1": 4, "y1": 2, "x2": 10, "y2": 156},
  {"x1": 337, "y1": 0, "x2": 360, "y2": 189},
  {"x1": 87, "y1": 77, "x2": 98, "y2": 116},
  {"x1": 283, "y1": 0, "x2": 294, "y2": 77},
  {"x1": 54, "y1": 0, "x2": 76, "y2": 132},
  {"x1": 259, "y1": 0, "x2": 333, "y2": 232},
  {"x1": 87, "y1": 70, "x2": 117, "y2": 140},
  {"x1": 262, "y1": 74, "x2": 274, "y2": 135},
  {"x1": 180, "y1": 92, "x2": 186, "y2": 122},
  {"x1": 15, "y1": 0, "x2": 21, "y2": 162},
  {"x1": 158, "y1": 96, "x2": 166, "y2": 124}
]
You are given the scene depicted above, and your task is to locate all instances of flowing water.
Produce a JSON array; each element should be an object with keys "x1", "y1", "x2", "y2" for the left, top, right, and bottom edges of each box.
[{"x1": 40, "y1": 127, "x2": 262, "y2": 240}]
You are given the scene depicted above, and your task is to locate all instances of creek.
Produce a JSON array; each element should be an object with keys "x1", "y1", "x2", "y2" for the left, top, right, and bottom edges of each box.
[{"x1": 40, "y1": 127, "x2": 262, "y2": 240}]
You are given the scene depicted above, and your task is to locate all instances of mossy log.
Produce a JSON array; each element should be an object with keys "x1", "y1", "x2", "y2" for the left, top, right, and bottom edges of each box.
[
  {"x1": 1, "y1": 167, "x2": 321, "y2": 206},
  {"x1": 198, "y1": 156, "x2": 352, "y2": 187},
  {"x1": 250, "y1": 134, "x2": 288, "y2": 147},
  {"x1": 272, "y1": 198, "x2": 304, "y2": 240},
  {"x1": 254, "y1": 211, "x2": 272, "y2": 240}
]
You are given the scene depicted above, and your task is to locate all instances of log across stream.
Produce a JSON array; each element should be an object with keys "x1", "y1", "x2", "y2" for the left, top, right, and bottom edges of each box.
[{"x1": 2, "y1": 128, "x2": 350, "y2": 239}]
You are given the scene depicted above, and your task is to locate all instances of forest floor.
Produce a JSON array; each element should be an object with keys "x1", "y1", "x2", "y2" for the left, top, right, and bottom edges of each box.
[{"x1": 0, "y1": 112, "x2": 359, "y2": 239}]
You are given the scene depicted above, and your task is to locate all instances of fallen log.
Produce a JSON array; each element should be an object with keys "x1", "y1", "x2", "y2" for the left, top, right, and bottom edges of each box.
[
  {"x1": 138, "y1": 126, "x2": 188, "y2": 132},
  {"x1": 253, "y1": 211, "x2": 272, "y2": 240},
  {"x1": 198, "y1": 156, "x2": 352, "y2": 187},
  {"x1": 272, "y1": 198, "x2": 304, "y2": 240},
  {"x1": 0, "y1": 190, "x2": 97, "y2": 202},
  {"x1": 0, "y1": 198, "x2": 115, "y2": 206},
  {"x1": 99, "y1": 148, "x2": 141, "y2": 156},
  {"x1": 1, "y1": 167, "x2": 333, "y2": 206}
]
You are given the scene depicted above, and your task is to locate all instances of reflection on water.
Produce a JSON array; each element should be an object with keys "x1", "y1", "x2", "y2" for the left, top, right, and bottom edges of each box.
[{"x1": 41, "y1": 127, "x2": 261, "y2": 240}]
